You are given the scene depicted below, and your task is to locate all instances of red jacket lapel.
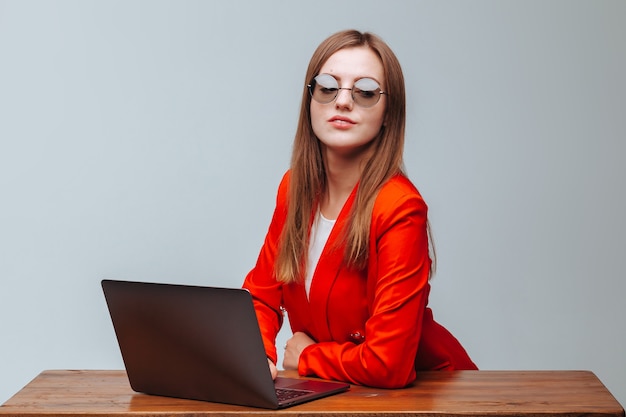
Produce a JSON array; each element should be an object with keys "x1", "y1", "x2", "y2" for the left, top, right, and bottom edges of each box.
[{"x1": 306, "y1": 186, "x2": 358, "y2": 342}]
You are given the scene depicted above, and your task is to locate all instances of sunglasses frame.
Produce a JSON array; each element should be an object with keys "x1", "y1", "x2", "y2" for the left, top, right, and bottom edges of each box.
[{"x1": 307, "y1": 73, "x2": 386, "y2": 108}]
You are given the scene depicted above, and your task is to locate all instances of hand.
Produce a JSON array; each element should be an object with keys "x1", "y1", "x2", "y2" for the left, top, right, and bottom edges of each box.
[
  {"x1": 267, "y1": 358, "x2": 278, "y2": 380},
  {"x1": 283, "y1": 331, "x2": 315, "y2": 370}
]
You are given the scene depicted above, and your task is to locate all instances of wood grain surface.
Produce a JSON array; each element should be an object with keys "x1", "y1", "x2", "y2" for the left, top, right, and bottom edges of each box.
[{"x1": 1, "y1": 369, "x2": 623, "y2": 417}]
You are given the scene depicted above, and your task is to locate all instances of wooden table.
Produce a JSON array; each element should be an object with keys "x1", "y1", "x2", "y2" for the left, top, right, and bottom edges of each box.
[{"x1": 1, "y1": 370, "x2": 623, "y2": 416}]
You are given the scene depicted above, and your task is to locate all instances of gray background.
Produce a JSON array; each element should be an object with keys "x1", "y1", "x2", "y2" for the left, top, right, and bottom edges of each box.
[{"x1": 1, "y1": 0, "x2": 625, "y2": 407}]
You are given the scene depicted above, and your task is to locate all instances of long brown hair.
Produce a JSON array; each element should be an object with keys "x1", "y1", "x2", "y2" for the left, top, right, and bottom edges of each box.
[{"x1": 276, "y1": 30, "x2": 409, "y2": 283}]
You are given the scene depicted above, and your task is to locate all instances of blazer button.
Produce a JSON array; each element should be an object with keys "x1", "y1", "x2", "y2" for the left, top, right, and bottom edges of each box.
[{"x1": 349, "y1": 330, "x2": 365, "y2": 344}]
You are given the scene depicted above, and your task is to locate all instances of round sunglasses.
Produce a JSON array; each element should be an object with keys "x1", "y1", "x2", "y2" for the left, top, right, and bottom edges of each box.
[{"x1": 308, "y1": 73, "x2": 386, "y2": 108}]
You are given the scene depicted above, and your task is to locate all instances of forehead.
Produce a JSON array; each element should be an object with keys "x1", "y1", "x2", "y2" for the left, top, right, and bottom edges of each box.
[{"x1": 319, "y1": 46, "x2": 384, "y2": 82}]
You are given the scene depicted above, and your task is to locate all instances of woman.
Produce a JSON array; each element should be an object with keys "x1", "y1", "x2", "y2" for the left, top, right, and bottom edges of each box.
[{"x1": 243, "y1": 29, "x2": 477, "y2": 388}]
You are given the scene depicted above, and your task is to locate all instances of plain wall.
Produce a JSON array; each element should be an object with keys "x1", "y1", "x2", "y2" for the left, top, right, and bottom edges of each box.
[{"x1": 1, "y1": 0, "x2": 624, "y2": 407}]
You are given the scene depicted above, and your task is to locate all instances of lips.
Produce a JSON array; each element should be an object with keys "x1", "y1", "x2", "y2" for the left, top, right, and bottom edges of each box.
[{"x1": 328, "y1": 115, "x2": 356, "y2": 129}]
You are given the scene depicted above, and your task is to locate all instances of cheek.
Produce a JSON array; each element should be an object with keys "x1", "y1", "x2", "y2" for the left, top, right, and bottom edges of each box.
[
  {"x1": 375, "y1": 104, "x2": 387, "y2": 126},
  {"x1": 364, "y1": 108, "x2": 386, "y2": 133},
  {"x1": 309, "y1": 103, "x2": 325, "y2": 137}
]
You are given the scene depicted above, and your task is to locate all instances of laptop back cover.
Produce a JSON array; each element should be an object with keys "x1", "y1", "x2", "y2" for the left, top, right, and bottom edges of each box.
[{"x1": 102, "y1": 279, "x2": 280, "y2": 409}]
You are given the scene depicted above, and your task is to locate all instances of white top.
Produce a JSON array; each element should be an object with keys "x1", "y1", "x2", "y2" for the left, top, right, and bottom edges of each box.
[{"x1": 304, "y1": 211, "x2": 336, "y2": 298}]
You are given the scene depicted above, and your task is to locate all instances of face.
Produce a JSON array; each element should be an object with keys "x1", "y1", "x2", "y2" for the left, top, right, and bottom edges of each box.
[{"x1": 310, "y1": 46, "x2": 386, "y2": 159}]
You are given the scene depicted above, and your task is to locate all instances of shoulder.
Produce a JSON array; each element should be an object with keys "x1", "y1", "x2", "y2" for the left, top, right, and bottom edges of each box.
[
  {"x1": 370, "y1": 174, "x2": 428, "y2": 231},
  {"x1": 374, "y1": 174, "x2": 427, "y2": 212},
  {"x1": 275, "y1": 170, "x2": 291, "y2": 203}
]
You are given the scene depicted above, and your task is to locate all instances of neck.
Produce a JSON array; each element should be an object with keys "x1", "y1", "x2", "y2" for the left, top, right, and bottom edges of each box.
[{"x1": 319, "y1": 147, "x2": 371, "y2": 220}]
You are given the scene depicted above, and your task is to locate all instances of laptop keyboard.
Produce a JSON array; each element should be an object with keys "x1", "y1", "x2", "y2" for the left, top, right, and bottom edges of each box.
[{"x1": 276, "y1": 387, "x2": 314, "y2": 402}]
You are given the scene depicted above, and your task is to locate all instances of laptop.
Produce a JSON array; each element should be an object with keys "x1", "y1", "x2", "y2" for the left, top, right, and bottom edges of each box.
[{"x1": 101, "y1": 279, "x2": 350, "y2": 409}]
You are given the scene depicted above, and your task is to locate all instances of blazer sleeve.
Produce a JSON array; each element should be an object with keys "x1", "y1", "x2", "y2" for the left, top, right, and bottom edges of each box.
[
  {"x1": 298, "y1": 179, "x2": 431, "y2": 388},
  {"x1": 242, "y1": 172, "x2": 290, "y2": 365}
]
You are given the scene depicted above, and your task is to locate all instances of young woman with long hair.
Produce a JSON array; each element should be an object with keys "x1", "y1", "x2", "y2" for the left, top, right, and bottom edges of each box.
[{"x1": 243, "y1": 29, "x2": 476, "y2": 388}]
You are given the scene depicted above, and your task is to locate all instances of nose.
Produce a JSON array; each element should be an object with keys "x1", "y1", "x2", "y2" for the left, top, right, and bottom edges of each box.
[{"x1": 334, "y1": 88, "x2": 353, "y2": 110}]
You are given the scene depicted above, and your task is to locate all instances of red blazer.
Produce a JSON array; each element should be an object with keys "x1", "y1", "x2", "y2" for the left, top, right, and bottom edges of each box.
[{"x1": 243, "y1": 171, "x2": 477, "y2": 388}]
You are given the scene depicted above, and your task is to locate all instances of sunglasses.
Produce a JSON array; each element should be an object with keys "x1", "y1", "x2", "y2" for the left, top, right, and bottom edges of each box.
[{"x1": 308, "y1": 73, "x2": 386, "y2": 108}]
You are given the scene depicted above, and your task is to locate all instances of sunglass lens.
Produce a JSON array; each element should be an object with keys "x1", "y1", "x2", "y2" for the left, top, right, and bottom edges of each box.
[
  {"x1": 311, "y1": 74, "x2": 338, "y2": 104},
  {"x1": 353, "y1": 78, "x2": 381, "y2": 107}
]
